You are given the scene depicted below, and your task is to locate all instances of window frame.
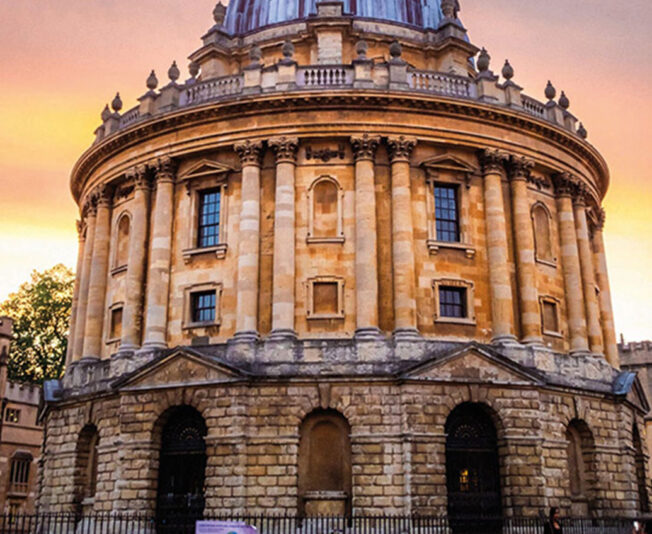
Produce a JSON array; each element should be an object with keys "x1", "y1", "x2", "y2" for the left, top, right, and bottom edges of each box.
[
  {"x1": 183, "y1": 283, "x2": 223, "y2": 330},
  {"x1": 4, "y1": 407, "x2": 20, "y2": 423},
  {"x1": 105, "y1": 302, "x2": 124, "y2": 344},
  {"x1": 307, "y1": 176, "x2": 345, "y2": 244},
  {"x1": 110, "y1": 211, "x2": 132, "y2": 276},
  {"x1": 539, "y1": 295, "x2": 562, "y2": 337},
  {"x1": 306, "y1": 276, "x2": 345, "y2": 320},
  {"x1": 8, "y1": 453, "x2": 32, "y2": 496},
  {"x1": 432, "y1": 278, "x2": 476, "y2": 325}
]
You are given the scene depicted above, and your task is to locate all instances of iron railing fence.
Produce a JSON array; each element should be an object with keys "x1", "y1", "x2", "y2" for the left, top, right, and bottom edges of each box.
[{"x1": 0, "y1": 513, "x2": 645, "y2": 534}]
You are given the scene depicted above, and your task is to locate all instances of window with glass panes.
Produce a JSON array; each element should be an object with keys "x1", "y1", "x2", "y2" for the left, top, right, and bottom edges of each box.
[
  {"x1": 434, "y1": 184, "x2": 460, "y2": 242},
  {"x1": 198, "y1": 189, "x2": 221, "y2": 248},
  {"x1": 439, "y1": 286, "x2": 467, "y2": 318},
  {"x1": 191, "y1": 291, "x2": 216, "y2": 323}
]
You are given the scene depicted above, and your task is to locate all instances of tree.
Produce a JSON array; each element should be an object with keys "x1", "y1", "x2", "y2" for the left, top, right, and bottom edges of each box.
[{"x1": 0, "y1": 264, "x2": 74, "y2": 384}]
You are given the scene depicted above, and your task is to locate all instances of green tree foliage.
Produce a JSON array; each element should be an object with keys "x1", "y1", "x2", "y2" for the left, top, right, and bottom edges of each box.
[{"x1": 0, "y1": 264, "x2": 74, "y2": 384}]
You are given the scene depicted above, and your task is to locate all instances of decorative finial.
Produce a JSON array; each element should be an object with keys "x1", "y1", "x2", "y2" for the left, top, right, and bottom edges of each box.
[
  {"x1": 559, "y1": 90, "x2": 570, "y2": 110},
  {"x1": 213, "y1": 2, "x2": 226, "y2": 26},
  {"x1": 111, "y1": 93, "x2": 123, "y2": 113},
  {"x1": 441, "y1": 0, "x2": 460, "y2": 19},
  {"x1": 502, "y1": 60, "x2": 514, "y2": 81},
  {"x1": 545, "y1": 81, "x2": 556, "y2": 101},
  {"x1": 477, "y1": 48, "x2": 490, "y2": 73},
  {"x1": 101, "y1": 104, "x2": 111, "y2": 122},
  {"x1": 577, "y1": 123, "x2": 587, "y2": 139},
  {"x1": 168, "y1": 61, "x2": 180, "y2": 83},
  {"x1": 189, "y1": 61, "x2": 200, "y2": 79},
  {"x1": 282, "y1": 39, "x2": 295, "y2": 60},
  {"x1": 355, "y1": 40, "x2": 368, "y2": 60},
  {"x1": 389, "y1": 40, "x2": 402, "y2": 61},
  {"x1": 146, "y1": 70, "x2": 158, "y2": 91},
  {"x1": 249, "y1": 45, "x2": 262, "y2": 65}
]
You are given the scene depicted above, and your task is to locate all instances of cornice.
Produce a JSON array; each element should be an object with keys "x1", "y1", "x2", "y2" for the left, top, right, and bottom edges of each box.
[{"x1": 71, "y1": 90, "x2": 610, "y2": 203}]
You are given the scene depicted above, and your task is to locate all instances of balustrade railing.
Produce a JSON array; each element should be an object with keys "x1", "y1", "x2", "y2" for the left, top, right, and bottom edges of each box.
[
  {"x1": 298, "y1": 66, "x2": 354, "y2": 87},
  {"x1": 181, "y1": 74, "x2": 243, "y2": 106},
  {"x1": 521, "y1": 95, "x2": 547, "y2": 119},
  {"x1": 118, "y1": 106, "x2": 141, "y2": 128},
  {"x1": 408, "y1": 70, "x2": 475, "y2": 98}
]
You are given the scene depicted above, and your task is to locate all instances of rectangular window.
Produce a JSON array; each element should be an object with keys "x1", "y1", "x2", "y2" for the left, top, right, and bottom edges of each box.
[
  {"x1": 198, "y1": 189, "x2": 221, "y2": 248},
  {"x1": 110, "y1": 307, "x2": 123, "y2": 340},
  {"x1": 434, "y1": 184, "x2": 460, "y2": 242},
  {"x1": 5, "y1": 408, "x2": 20, "y2": 423},
  {"x1": 9, "y1": 457, "x2": 30, "y2": 494},
  {"x1": 439, "y1": 286, "x2": 467, "y2": 318},
  {"x1": 542, "y1": 300, "x2": 559, "y2": 334},
  {"x1": 191, "y1": 291, "x2": 216, "y2": 323}
]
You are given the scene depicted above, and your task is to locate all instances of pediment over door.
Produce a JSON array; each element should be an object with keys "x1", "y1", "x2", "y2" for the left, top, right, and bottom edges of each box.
[{"x1": 402, "y1": 343, "x2": 544, "y2": 385}]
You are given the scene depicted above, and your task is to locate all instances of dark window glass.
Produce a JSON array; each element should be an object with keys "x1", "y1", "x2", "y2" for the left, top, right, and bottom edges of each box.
[
  {"x1": 5, "y1": 408, "x2": 20, "y2": 423},
  {"x1": 440, "y1": 287, "x2": 467, "y2": 318},
  {"x1": 434, "y1": 185, "x2": 460, "y2": 242},
  {"x1": 198, "y1": 189, "x2": 221, "y2": 248},
  {"x1": 191, "y1": 291, "x2": 216, "y2": 323}
]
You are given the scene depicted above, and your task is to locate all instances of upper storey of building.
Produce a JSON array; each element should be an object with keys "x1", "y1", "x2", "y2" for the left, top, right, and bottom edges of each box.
[{"x1": 224, "y1": 0, "x2": 449, "y2": 34}]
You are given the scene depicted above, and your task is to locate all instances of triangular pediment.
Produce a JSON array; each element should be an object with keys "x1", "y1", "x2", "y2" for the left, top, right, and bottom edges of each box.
[
  {"x1": 178, "y1": 159, "x2": 234, "y2": 181},
  {"x1": 419, "y1": 154, "x2": 478, "y2": 174},
  {"x1": 616, "y1": 372, "x2": 651, "y2": 413},
  {"x1": 113, "y1": 348, "x2": 245, "y2": 390},
  {"x1": 403, "y1": 343, "x2": 544, "y2": 384}
]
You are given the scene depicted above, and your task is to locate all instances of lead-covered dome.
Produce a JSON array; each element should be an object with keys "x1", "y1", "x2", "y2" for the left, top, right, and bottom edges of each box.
[{"x1": 224, "y1": 0, "x2": 446, "y2": 35}]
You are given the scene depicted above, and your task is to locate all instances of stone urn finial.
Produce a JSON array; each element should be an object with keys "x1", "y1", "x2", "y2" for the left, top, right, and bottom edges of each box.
[
  {"x1": 577, "y1": 123, "x2": 587, "y2": 139},
  {"x1": 389, "y1": 40, "x2": 403, "y2": 61},
  {"x1": 168, "y1": 61, "x2": 180, "y2": 83},
  {"x1": 559, "y1": 90, "x2": 570, "y2": 110},
  {"x1": 477, "y1": 48, "x2": 490, "y2": 72},
  {"x1": 441, "y1": 0, "x2": 460, "y2": 19},
  {"x1": 146, "y1": 70, "x2": 158, "y2": 91},
  {"x1": 355, "y1": 40, "x2": 368, "y2": 60},
  {"x1": 189, "y1": 61, "x2": 200, "y2": 79},
  {"x1": 502, "y1": 60, "x2": 514, "y2": 81},
  {"x1": 545, "y1": 80, "x2": 556, "y2": 101},
  {"x1": 111, "y1": 92, "x2": 123, "y2": 113},
  {"x1": 250, "y1": 45, "x2": 262, "y2": 66},
  {"x1": 282, "y1": 39, "x2": 295, "y2": 60},
  {"x1": 213, "y1": 2, "x2": 227, "y2": 26},
  {"x1": 101, "y1": 104, "x2": 111, "y2": 122}
]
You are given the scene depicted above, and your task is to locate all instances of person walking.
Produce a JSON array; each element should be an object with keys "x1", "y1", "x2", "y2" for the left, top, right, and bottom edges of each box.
[{"x1": 543, "y1": 507, "x2": 563, "y2": 534}]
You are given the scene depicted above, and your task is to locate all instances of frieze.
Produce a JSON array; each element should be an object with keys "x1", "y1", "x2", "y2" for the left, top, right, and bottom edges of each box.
[{"x1": 305, "y1": 144, "x2": 345, "y2": 162}]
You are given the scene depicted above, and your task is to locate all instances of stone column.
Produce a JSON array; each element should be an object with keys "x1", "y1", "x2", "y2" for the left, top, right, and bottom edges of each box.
[
  {"x1": 553, "y1": 173, "x2": 589, "y2": 354},
  {"x1": 233, "y1": 140, "x2": 264, "y2": 342},
  {"x1": 352, "y1": 134, "x2": 382, "y2": 339},
  {"x1": 82, "y1": 185, "x2": 112, "y2": 359},
  {"x1": 508, "y1": 157, "x2": 542, "y2": 345},
  {"x1": 118, "y1": 167, "x2": 150, "y2": 354},
  {"x1": 573, "y1": 192, "x2": 604, "y2": 355},
  {"x1": 268, "y1": 137, "x2": 299, "y2": 341},
  {"x1": 72, "y1": 203, "x2": 97, "y2": 361},
  {"x1": 142, "y1": 157, "x2": 176, "y2": 350},
  {"x1": 592, "y1": 209, "x2": 618, "y2": 365},
  {"x1": 387, "y1": 136, "x2": 419, "y2": 339},
  {"x1": 66, "y1": 220, "x2": 86, "y2": 366},
  {"x1": 481, "y1": 149, "x2": 517, "y2": 344}
]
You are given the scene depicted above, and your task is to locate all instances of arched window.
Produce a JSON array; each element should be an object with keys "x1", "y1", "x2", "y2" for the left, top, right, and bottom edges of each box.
[
  {"x1": 74, "y1": 424, "x2": 100, "y2": 509},
  {"x1": 633, "y1": 424, "x2": 650, "y2": 513},
  {"x1": 532, "y1": 203, "x2": 554, "y2": 264},
  {"x1": 114, "y1": 214, "x2": 131, "y2": 269},
  {"x1": 298, "y1": 410, "x2": 351, "y2": 517},
  {"x1": 307, "y1": 177, "x2": 344, "y2": 243},
  {"x1": 566, "y1": 419, "x2": 596, "y2": 516},
  {"x1": 445, "y1": 403, "x2": 502, "y2": 532}
]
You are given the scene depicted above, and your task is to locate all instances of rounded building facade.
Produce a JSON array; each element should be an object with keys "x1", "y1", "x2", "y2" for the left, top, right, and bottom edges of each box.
[{"x1": 40, "y1": 0, "x2": 650, "y2": 522}]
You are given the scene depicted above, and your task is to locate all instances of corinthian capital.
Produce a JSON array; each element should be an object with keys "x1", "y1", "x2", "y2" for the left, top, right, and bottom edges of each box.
[
  {"x1": 93, "y1": 183, "x2": 113, "y2": 208},
  {"x1": 479, "y1": 148, "x2": 509, "y2": 175},
  {"x1": 235, "y1": 140, "x2": 264, "y2": 167},
  {"x1": 386, "y1": 136, "x2": 416, "y2": 163},
  {"x1": 508, "y1": 156, "x2": 534, "y2": 182},
  {"x1": 552, "y1": 172, "x2": 578, "y2": 198},
  {"x1": 268, "y1": 137, "x2": 299, "y2": 164},
  {"x1": 594, "y1": 207, "x2": 606, "y2": 231},
  {"x1": 152, "y1": 156, "x2": 176, "y2": 184},
  {"x1": 351, "y1": 134, "x2": 381, "y2": 162},
  {"x1": 127, "y1": 165, "x2": 150, "y2": 191}
]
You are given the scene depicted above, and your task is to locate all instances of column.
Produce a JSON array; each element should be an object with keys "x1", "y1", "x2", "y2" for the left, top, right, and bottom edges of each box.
[
  {"x1": 553, "y1": 173, "x2": 589, "y2": 354},
  {"x1": 82, "y1": 185, "x2": 112, "y2": 359},
  {"x1": 351, "y1": 134, "x2": 382, "y2": 339},
  {"x1": 72, "y1": 203, "x2": 96, "y2": 361},
  {"x1": 509, "y1": 157, "x2": 542, "y2": 345},
  {"x1": 592, "y1": 209, "x2": 619, "y2": 366},
  {"x1": 573, "y1": 192, "x2": 604, "y2": 354},
  {"x1": 268, "y1": 137, "x2": 299, "y2": 340},
  {"x1": 66, "y1": 220, "x2": 86, "y2": 366},
  {"x1": 387, "y1": 136, "x2": 419, "y2": 339},
  {"x1": 118, "y1": 166, "x2": 150, "y2": 354},
  {"x1": 233, "y1": 140, "x2": 264, "y2": 342},
  {"x1": 481, "y1": 149, "x2": 516, "y2": 344},
  {"x1": 142, "y1": 157, "x2": 176, "y2": 350}
]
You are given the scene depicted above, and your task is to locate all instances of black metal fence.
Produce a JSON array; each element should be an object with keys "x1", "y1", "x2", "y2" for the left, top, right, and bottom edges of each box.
[{"x1": 0, "y1": 514, "x2": 646, "y2": 534}]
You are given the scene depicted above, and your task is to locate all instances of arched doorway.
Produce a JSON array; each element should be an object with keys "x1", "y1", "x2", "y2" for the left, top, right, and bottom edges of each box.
[
  {"x1": 298, "y1": 409, "x2": 352, "y2": 517},
  {"x1": 156, "y1": 406, "x2": 207, "y2": 532},
  {"x1": 446, "y1": 403, "x2": 502, "y2": 533},
  {"x1": 565, "y1": 419, "x2": 596, "y2": 516}
]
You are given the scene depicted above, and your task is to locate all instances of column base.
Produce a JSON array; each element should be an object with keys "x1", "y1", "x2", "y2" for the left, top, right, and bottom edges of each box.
[
  {"x1": 116, "y1": 343, "x2": 138, "y2": 357},
  {"x1": 354, "y1": 327, "x2": 386, "y2": 341},
  {"x1": 491, "y1": 334, "x2": 520, "y2": 347},
  {"x1": 569, "y1": 348, "x2": 591, "y2": 356},
  {"x1": 140, "y1": 341, "x2": 167, "y2": 351},
  {"x1": 268, "y1": 329, "x2": 298, "y2": 342},
  {"x1": 522, "y1": 336, "x2": 544, "y2": 348},
  {"x1": 393, "y1": 328, "x2": 422, "y2": 342},
  {"x1": 231, "y1": 330, "x2": 260, "y2": 344}
]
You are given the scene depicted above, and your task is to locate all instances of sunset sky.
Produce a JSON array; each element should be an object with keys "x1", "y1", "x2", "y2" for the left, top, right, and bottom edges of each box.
[{"x1": 0, "y1": 0, "x2": 650, "y2": 341}]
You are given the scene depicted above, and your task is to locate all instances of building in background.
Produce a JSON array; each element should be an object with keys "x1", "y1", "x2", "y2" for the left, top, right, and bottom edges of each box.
[
  {"x1": 0, "y1": 317, "x2": 41, "y2": 514},
  {"x1": 40, "y1": 0, "x2": 649, "y2": 523}
]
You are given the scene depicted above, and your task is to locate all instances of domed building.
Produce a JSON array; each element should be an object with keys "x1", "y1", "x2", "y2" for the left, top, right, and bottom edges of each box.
[{"x1": 40, "y1": 0, "x2": 650, "y2": 524}]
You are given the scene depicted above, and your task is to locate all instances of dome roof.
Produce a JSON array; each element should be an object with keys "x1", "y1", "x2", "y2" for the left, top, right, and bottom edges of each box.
[{"x1": 224, "y1": 0, "x2": 446, "y2": 35}]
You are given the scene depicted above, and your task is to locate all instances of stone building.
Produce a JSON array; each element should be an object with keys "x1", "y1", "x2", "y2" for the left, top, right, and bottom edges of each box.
[
  {"x1": 40, "y1": 0, "x2": 650, "y2": 523},
  {"x1": 0, "y1": 317, "x2": 42, "y2": 514}
]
